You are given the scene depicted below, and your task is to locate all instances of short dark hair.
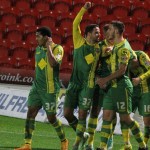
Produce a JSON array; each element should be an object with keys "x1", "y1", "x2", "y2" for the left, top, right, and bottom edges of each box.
[
  {"x1": 103, "y1": 24, "x2": 109, "y2": 34},
  {"x1": 110, "y1": 21, "x2": 125, "y2": 35},
  {"x1": 36, "y1": 26, "x2": 52, "y2": 37},
  {"x1": 84, "y1": 24, "x2": 99, "y2": 37}
]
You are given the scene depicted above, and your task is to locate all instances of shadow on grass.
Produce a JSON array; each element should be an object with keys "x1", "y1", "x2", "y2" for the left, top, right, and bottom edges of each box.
[{"x1": 0, "y1": 147, "x2": 59, "y2": 150}]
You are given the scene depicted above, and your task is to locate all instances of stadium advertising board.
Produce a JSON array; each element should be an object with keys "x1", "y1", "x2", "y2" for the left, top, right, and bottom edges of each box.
[{"x1": 0, "y1": 85, "x2": 124, "y2": 134}]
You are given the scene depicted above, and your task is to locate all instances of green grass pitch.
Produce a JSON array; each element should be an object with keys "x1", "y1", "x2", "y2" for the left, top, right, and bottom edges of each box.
[{"x1": 0, "y1": 115, "x2": 149, "y2": 150}]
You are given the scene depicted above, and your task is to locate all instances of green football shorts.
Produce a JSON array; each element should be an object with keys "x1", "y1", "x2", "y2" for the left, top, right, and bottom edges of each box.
[
  {"x1": 64, "y1": 82, "x2": 94, "y2": 110},
  {"x1": 28, "y1": 86, "x2": 59, "y2": 115},
  {"x1": 103, "y1": 86, "x2": 133, "y2": 114}
]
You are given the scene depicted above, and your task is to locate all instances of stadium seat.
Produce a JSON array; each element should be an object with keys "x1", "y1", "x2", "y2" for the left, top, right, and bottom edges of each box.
[
  {"x1": 15, "y1": 0, "x2": 31, "y2": 12},
  {"x1": 18, "y1": 58, "x2": 35, "y2": 70},
  {"x1": 129, "y1": 39, "x2": 145, "y2": 51},
  {"x1": 60, "y1": 61, "x2": 73, "y2": 73},
  {"x1": 99, "y1": 14, "x2": 117, "y2": 31},
  {"x1": 127, "y1": 33, "x2": 147, "y2": 48},
  {"x1": 20, "y1": 14, "x2": 37, "y2": 28},
  {"x1": 34, "y1": 0, "x2": 50, "y2": 13},
  {"x1": 6, "y1": 30, "x2": 23, "y2": 44},
  {"x1": 72, "y1": 1, "x2": 88, "y2": 13},
  {"x1": 12, "y1": 47, "x2": 29, "y2": 61},
  {"x1": 63, "y1": 35, "x2": 73, "y2": 48},
  {"x1": 58, "y1": 18, "x2": 73, "y2": 32},
  {"x1": 52, "y1": 34, "x2": 62, "y2": 44},
  {"x1": 140, "y1": 19, "x2": 150, "y2": 37},
  {"x1": 0, "y1": 57, "x2": 15, "y2": 68},
  {"x1": 0, "y1": 0, "x2": 11, "y2": 11},
  {"x1": 0, "y1": 46, "x2": 9, "y2": 59},
  {"x1": 1, "y1": 13, "x2": 17, "y2": 26},
  {"x1": 91, "y1": 5, "x2": 108, "y2": 18},
  {"x1": 132, "y1": 7, "x2": 149, "y2": 21},
  {"x1": 141, "y1": 25, "x2": 150, "y2": 38},
  {"x1": 0, "y1": 30, "x2": 4, "y2": 40},
  {"x1": 53, "y1": 1, "x2": 70, "y2": 14},
  {"x1": 39, "y1": 16, "x2": 56, "y2": 29},
  {"x1": 122, "y1": 17, "x2": 138, "y2": 37},
  {"x1": 112, "y1": 6, "x2": 129, "y2": 20},
  {"x1": 25, "y1": 32, "x2": 37, "y2": 46}
]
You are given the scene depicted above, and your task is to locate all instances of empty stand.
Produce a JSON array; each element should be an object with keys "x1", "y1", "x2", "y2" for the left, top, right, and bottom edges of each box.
[
  {"x1": 18, "y1": 58, "x2": 35, "y2": 69},
  {"x1": 15, "y1": 0, "x2": 31, "y2": 12},
  {"x1": 140, "y1": 19, "x2": 150, "y2": 37},
  {"x1": 25, "y1": 32, "x2": 37, "y2": 46},
  {"x1": 0, "y1": 46, "x2": 9, "y2": 59},
  {"x1": 20, "y1": 14, "x2": 37, "y2": 28},
  {"x1": 52, "y1": 34, "x2": 62, "y2": 44},
  {"x1": 91, "y1": 5, "x2": 108, "y2": 18},
  {"x1": 40, "y1": 16, "x2": 56, "y2": 29},
  {"x1": 112, "y1": 6, "x2": 129, "y2": 20},
  {"x1": 0, "y1": 0, "x2": 11, "y2": 9},
  {"x1": 132, "y1": 7, "x2": 149, "y2": 21},
  {"x1": 6, "y1": 30, "x2": 23, "y2": 44},
  {"x1": 53, "y1": 1, "x2": 70, "y2": 13},
  {"x1": 12, "y1": 47, "x2": 29, "y2": 61},
  {"x1": 129, "y1": 39, "x2": 145, "y2": 51},
  {"x1": 34, "y1": 0, "x2": 50, "y2": 13},
  {"x1": 1, "y1": 13, "x2": 17, "y2": 26}
]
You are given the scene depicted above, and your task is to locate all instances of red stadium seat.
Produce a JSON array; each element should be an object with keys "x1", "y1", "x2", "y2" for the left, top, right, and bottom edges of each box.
[
  {"x1": 112, "y1": 6, "x2": 129, "y2": 20},
  {"x1": 1, "y1": 13, "x2": 17, "y2": 26},
  {"x1": 122, "y1": 17, "x2": 139, "y2": 37},
  {"x1": 0, "y1": 0, "x2": 11, "y2": 9},
  {"x1": 0, "y1": 46, "x2": 9, "y2": 59},
  {"x1": 60, "y1": 61, "x2": 73, "y2": 73},
  {"x1": 12, "y1": 47, "x2": 29, "y2": 61},
  {"x1": 53, "y1": 1, "x2": 70, "y2": 14},
  {"x1": 132, "y1": 7, "x2": 149, "y2": 21},
  {"x1": 6, "y1": 30, "x2": 23, "y2": 44},
  {"x1": 59, "y1": 18, "x2": 73, "y2": 32},
  {"x1": 91, "y1": 5, "x2": 108, "y2": 18},
  {"x1": 99, "y1": 14, "x2": 117, "y2": 31},
  {"x1": 25, "y1": 32, "x2": 37, "y2": 46},
  {"x1": 129, "y1": 39, "x2": 145, "y2": 51},
  {"x1": 18, "y1": 58, "x2": 35, "y2": 70},
  {"x1": 141, "y1": 25, "x2": 150, "y2": 38},
  {"x1": 20, "y1": 14, "x2": 37, "y2": 28},
  {"x1": 0, "y1": 57, "x2": 15, "y2": 68},
  {"x1": 140, "y1": 19, "x2": 150, "y2": 37},
  {"x1": 63, "y1": 35, "x2": 73, "y2": 47},
  {"x1": 34, "y1": 0, "x2": 50, "y2": 13},
  {"x1": 0, "y1": 30, "x2": 4, "y2": 40},
  {"x1": 52, "y1": 34, "x2": 62, "y2": 44},
  {"x1": 40, "y1": 16, "x2": 56, "y2": 29},
  {"x1": 15, "y1": 0, "x2": 31, "y2": 12}
]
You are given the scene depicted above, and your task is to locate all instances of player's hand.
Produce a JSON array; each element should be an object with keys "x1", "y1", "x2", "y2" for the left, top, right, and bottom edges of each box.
[
  {"x1": 84, "y1": 2, "x2": 92, "y2": 10},
  {"x1": 132, "y1": 77, "x2": 141, "y2": 86},
  {"x1": 96, "y1": 77, "x2": 108, "y2": 89},
  {"x1": 105, "y1": 46, "x2": 113, "y2": 54},
  {"x1": 46, "y1": 36, "x2": 53, "y2": 47}
]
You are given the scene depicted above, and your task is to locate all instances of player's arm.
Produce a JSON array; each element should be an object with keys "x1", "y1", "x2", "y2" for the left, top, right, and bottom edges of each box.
[
  {"x1": 132, "y1": 52, "x2": 150, "y2": 86},
  {"x1": 46, "y1": 37, "x2": 63, "y2": 67},
  {"x1": 97, "y1": 48, "x2": 130, "y2": 88},
  {"x1": 73, "y1": 2, "x2": 91, "y2": 49}
]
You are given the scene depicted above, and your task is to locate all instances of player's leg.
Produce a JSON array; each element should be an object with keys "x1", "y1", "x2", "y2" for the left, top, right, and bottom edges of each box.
[
  {"x1": 43, "y1": 92, "x2": 68, "y2": 150},
  {"x1": 97, "y1": 88, "x2": 115, "y2": 150},
  {"x1": 85, "y1": 85, "x2": 102, "y2": 149},
  {"x1": 119, "y1": 87, "x2": 146, "y2": 150},
  {"x1": 64, "y1": 83, "x2": 79, "y2": 131},
  {"x1": 139, "y1": 93, "x2": 150, "y2": 147},
  {"x1": 14, "y1": 87, "x2": 42, "y2": 150},
  {"x1": 73, "y1": 87, "x2": 94, "y2": 149}
]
